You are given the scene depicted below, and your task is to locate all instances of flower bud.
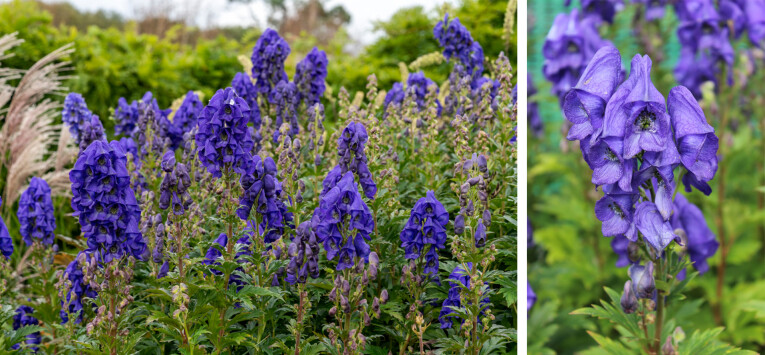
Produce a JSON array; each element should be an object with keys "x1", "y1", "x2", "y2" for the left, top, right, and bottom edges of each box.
[
  {"x1": 662, "y1": 336, "x2": 677, "y2": 355},
  {"x1": 627, "y1": 241, "x2": 641, "y2": 263},
  {"x1": 629, "y1": 261, "x2": 655, "y2": 299},
  {"x1": 380, "y1": 289, "x2": 389, "y2": 304},
  {"x1": 620, "y1": 280, "x2": 638, "y2": 314},
  {"x1": 454, "y1": 214, "x2": 465, "y2": 234},
  {"x1": 474, "y1": 220, "x2": 486, "y2": 248},
  {"x1": 329, "y1": 306, "x2": 337, "y2": 317}
]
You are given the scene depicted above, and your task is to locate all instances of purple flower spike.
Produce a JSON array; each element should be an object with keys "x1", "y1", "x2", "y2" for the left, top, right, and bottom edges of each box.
[
  {"x1": 399, "y1": 191, "x2": 449, "y2": 278},
  {"x1": 251, "y1": 29, "x2": 290, "y2": 102},
  {"x1": 527, "y1": 282, "x2": 536, "y2": 311},
  {"x1": 634, "y1": 201, "x2": 681, "y2": 253},
  {"x1": 629, "y1": 261, "x2": 655, "y2": 299},
  {"x1": 743, "y1": 0, "x2": 765, "y2": 47},
  {"x1": 439, "y1": 263, "x2": 490, "y2": 328},
  {"x1": 295, "y1": 47, "x2": 328, "y2": 106},
  {"x1": 17, "y1": 177, "x2": 56, "y2": 246},
  {"x1": 562, "y1": 45, "x2": 624, "y2": 141},
  {"x1": 62, "y1": 93, "x2": 92, "y2": 144},
  {"x1": 12, "y1": 305, "x2": 40, "y2": 351},
  {"x1": 0, "y1": 197, "x2": 13, "y2": 259},
  {"x1": 667, "y1": 86, "x2": 718, "y2": 195},
  {"x1": 232, "y1": 73, "x2": 262, "y2": 129},
  {"x1": 671, "y1": 194, "x2": 718, "y2": 277},
  {"x1": 61, "y1": 251, "x2": 98, "y2": 324}
]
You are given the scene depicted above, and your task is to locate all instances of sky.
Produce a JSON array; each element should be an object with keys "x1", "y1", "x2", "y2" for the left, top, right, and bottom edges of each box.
[{"x1": 49, "y1": 0, "x2": 453, "y2": 44}]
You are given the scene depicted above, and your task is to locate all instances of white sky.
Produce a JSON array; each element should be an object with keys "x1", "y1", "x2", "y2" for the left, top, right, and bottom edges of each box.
[{"x1": 44, "y1": 0, "x2": 454, "y2": 44}]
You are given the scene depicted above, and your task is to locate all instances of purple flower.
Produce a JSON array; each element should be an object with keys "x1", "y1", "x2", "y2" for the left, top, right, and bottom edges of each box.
[
  {"x1": 69, "y1": 140, "x2": 146, "y2": 263},
  {"x1": 312, "y1": 172, "x2": 374, "y2": 271},
  {"x1": 195, "y1": 87, "x2": 255, "y2": 178},
  {"x1": 629, "y1": 260, "x2": 655, "y2": 299},
  {"x1": 383, "y1": 82, "x2": 405, "y2": 114},
  {"x1": 409, "y1": 71, "x2": 442, "y2": 112},
  {"x1": 671, "y1": 194, "x2": 718, "y2": 276},
  {"x1": 168, "y1": 91, "x2": 204, "y2": 150},
  {"x1": 667, "y1": 86, "x2": 718, "y2": 195},
  {"x1": 333, "y1": 122, "x2": 377, "y2": 199},
  {"x1": 433, "y1": 14, "x2": 484, "y2": 80},
  {"x1": 580, "y1": 0, "x2": 624, "y2": 24},
  {"x1": 595, "y1": 184, "x2": 638, "y2": 240},
  {"x1": 17, "y1": 177, "x2": 56, "y2": 246},
  {"x1": 632, "y1": 0, "x2": 668, "y2": 21},
  {"x1": 61, "y1": 252, "x2": 98, "y2": 324},
  {"x1": 742, "y1": 0, "x2": 765, "y2": 46},
  {"x1": 620, "y1": 280, "x2": 638, "y2": 313},
  {"x1": 62, "y1": 93, "x2": 92, "y2": 143},
  {"x1": 0, "y1": 198, "x2": 12, "y2": 258},
  {"x1": 528, "y1": 75, "x2": 543, "y2": 137},
  {"x1": 399, "y1": 191, "x2": 449, "y2": 277},
  {"x1": 285, "y1": 221, "x2": 321, "y2": 284},
  {"x1": 237, "y1": 155, "x2": 293, "y2": 243},
  {"x1": 79, "y1": 114, "x2": 107, "y2": 152},
  {"x1": 203, "y1": 233, "x2": 229, "y2": 276},
  {"x1": 114, "y1": 97, "x2": 139, "y2": 137},
  {"x1": 232, "y1": 72, "x2": 261, "y2": 129},
  {"x1": 271, "y1": 80, "x2": 300, "y2": 141},
  {"x1": 12, "y1": 305, "x2": 40, "y2": 351},
  {"x1": 250, "y1": 29, "x2": 290, "y2": 102},
  {"x1": 295, "y1": 47, "x2": 328, "y2": 106},
  {"x1": 542, "y1": 9, "x2": 610, "y2": 100},
  {"x1": 611, "y1": 234, "x2": 631, "y2": 267},
  {"x1": 562, "y1": 45, "x2": 623, "y2": 141},
  {"x1": 527, "y1": 282, "x2": 536, "y2": 311},
  {"x1": 159, "y1": 152, "x2": 192, "y2": 215},
  {"x1": 634, "y1": 201, "x2": 681, "y2": 253},
  {"x1": 439, "y1": 263, "x2": 490, "y2": 328},
  {"x1": 474, "y1": 220, "x2": 487, "y2": 248}
]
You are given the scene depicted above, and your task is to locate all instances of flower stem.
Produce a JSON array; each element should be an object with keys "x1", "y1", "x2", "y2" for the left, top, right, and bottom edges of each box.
[{"x1": 654, "y1": 258, "x2": 665, "y2": 354}]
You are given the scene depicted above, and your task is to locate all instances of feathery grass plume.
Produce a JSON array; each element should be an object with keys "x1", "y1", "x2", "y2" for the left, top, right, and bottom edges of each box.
[{"x1": 0, "y1": 33, "x2": 74, "y2": 206}]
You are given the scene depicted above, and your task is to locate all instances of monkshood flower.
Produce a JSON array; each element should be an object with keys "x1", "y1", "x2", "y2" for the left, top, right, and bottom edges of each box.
[
  {"x1": 407, "y1": 71, "x2": 442, "y2": 113},
  {"x1": 634, "y1": 202, "x2": 681, "y2": 253},
  {"x1": 12, "y1": 305, "x2": 40, "y2": 351},
  {"x1": 69, "y1": 140, "x2": 146, "y2": 263},
  {"x1": 527, "y1": 282, "x2": 536, "y2": 311},
  {"x1": 741, "y1": 0, "x2": 765, "y2": 46},
  {"x1": 667, "y1": 86, "x2": 719, "y2": 195},
  {"x1": 576, "y1": 0, "x2": 624, "y2": 24},
  {"x1": 231, "y1": 72, "x2": 262, "y2": 129},
  {"x1": 629, "y1": 260, "x2": 655, "y2": 299},
  {"x1": 595, "y1": 184, "x2": 638, "y2": 241},
  {"x1": 620, "y1": 280, "x2": 638, "y2": 313},
  {"x1": 383, "y1": 82, "x2": 405, "y2": 113},
  {"x1": 312, "y1": 172, "x2": 374, "y2": 271},
  {"x1": 611, "y1": 234, "x2": 631, "y2": 267},
  {"x1": 543, "y1": 9, "x2": 610, "y2": 100},
  {"x1": 61, "y1": 252, "x2": 98, "y2": 324},
  {"x1": 79, "y1": 114, "x2": 108, "y2": 152},
  {"x1": 399, "y1": 191, "x2": 449, "y2": 277},
  {"x1": 286, "y1": 221, "x2": 320, "y2": 284},
  {"x1": 433, "y1": 14, "x2": 484, "y2": 80},
  {"x1": 528, "y1": 75, "x2": 543, "y2": 138},
  {"x1": 671, "y1": 194, "x2": 719, "y2": 278},
  {"x1": 63, "y1": 92, "x2": 92, "y2": 143},
  {"x1": 334, "y1": 122, "x2": 377, "y2": 199},
  {"x1": 114, "y1": 97, "x2": 139, "y2": 137},
  {"x1": 563, "y1": 45, "x2": 623, "y2": 142},
  {"x1": 167, "y1": 91, "x2": 204, "y2": 150},
  {"x1": 159, "y1": 152, "x2": 192, "y2": 215},
  {"x1": 631, "y1": 0, "x2": 668, "y2": 21},
  {"x1": 17, "y1": 177, "x2": 56, "y2": 246},
  {"x1": 0, "y1": 197, "x2": 12, "y2": 259},
  {"x1": 439, "y1": 263, "x2": 490, "y2": 329},
  {"x1": 251, "y1": 28, "x2": 290, "y2": 102},
  {"x1": 674, "y1": 49, "x2": 719, "y2": 99},
  {"x1": 195, "y1": 87, "x2": 255, "y2": 178},
  {"x1": 202, "y1": 233, "x2": 251, "y2": 286},
  {"x1": 271, "y1": 80, "x2": 300, "y2": 141},
  {"x1": 295, "y1": 47, "x2": 328, "y2": 106},
  {"x1": 237, "y1": 155, "x2": 293, "y2": 243}
]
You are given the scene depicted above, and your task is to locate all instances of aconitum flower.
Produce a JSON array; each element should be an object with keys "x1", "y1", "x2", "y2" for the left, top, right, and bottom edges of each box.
[
  {"x1": 271, "y1": 80, "x2": 300, "y2": 141},
  {"x1": 232, "y1": 73, "x2": 262, "y2": 128},
  {"x1": 17, "y1": 177, "x2": 56, "y2": 246},
  {"x1": 629, "y1": 261, "x2": 655, "y2": 299},
  {"x1": 295, "y1": 47, "x2": 328, "y2": 106},
  {"x1": 79, "y1": 114, "x2": 107, "y2": 151},
  {"x1": 579, "y1": 0, "x2": 624, "y2": 24},
  {"x1": 61, "y1": 252, "x2": 98, "y2": 324},
  {"x1": 439, "y1": 263, "x2": 490, "y2": 329},
  {"x1": 167, "y1": 91, "x2": 204, "y2": 150},
  {"x1": 527, "y1": 282, "x2": 536, "y2": 310},
  {"x1": 312, "y1": 172, "x2": 374, "y2": 270},
  {"x1": 408, "y1": 71, "x2": 442, "y2": 113},
  {"x1": 562, "y1": 45, "x2": 623, "y2": 141},
  {"x1": 611, "y1": 234, "x2": 631, "y2": 267},
  {"x1": 433, "y1": 14, "x2": 484, "y2": 80},
  {"x1": 286, "y1": 222, "x2": 320, "y2": 284},
  {"x1": 202, "y1": 233, "x2": 251, "y2": 286},
  {"x1": 383, "y1": 82, "x2": 405, "y2": 113},
  {"x1": 595, "y1": 185, "x2": 638, "y2": 240},
  {"x1": 251, "y1": 29, "x2": 290, "y2": 101},
  {"x1": 742, "y1": 0, "x2": 765, "y2": 46},
  {"x1": 158, "y1": 152, "x2": 192, "y2": 215},
  {"x1": 667, "y1": 86, "x2": 718, "y2": 195},
  {"x1": 237, "y1": 155, "x2": 293, "y2": 243},
  {"x1": 195, "y1": 88, "x2": 255, "y2": 178},
  {"x1": 114, "y1": 97, "x2": 139, "y2": 136},
  {"x1": 399, "y1": 191, "x2": 449, "y2": 277},
  {"x1": 543, "y1": 9, "x2": 609, "y2": 100},
  {"x1": 632, "y1": 0, "x2": 668, "y2": 21},
  {"x1": 12, "y1": 305, "x2": 40, "y2": 351},
  {"x1": 63, "y1": 92, "x2": 92, "y2": 143},
  {"x1": 528, "y1": 75, "x2": 543, "y2": 137},
  {"x1": 69, "y1": 140, "x2": 146, "y2": 262},
  {"x1": 671, "y1": 194, "x2": 718, "y2": 276},
  {"x1": 620, "y1": 280, "x2": 638, "y2": 313},
  {"x1": 332, "y1": 122, "x2": 377, "y2": 199},
  {"x1": 634, "y1": 201, "x2": 681, "y2": 253},
  {"x1": 0, "y1": 197, "x2": 12, "y2": 259}
]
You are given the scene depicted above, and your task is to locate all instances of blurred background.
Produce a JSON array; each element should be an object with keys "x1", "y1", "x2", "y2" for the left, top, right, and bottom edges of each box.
[{"x1": 528, "y1": 1, "x2": 765, "y2": 354}]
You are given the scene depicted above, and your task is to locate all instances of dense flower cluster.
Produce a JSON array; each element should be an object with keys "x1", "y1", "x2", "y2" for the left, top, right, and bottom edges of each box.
[
  {"x1": 202, "y1": 233, "x2": 252, "y2": 287},
  {"x1": 167, "y1": 91, "x2": 204, "y2": 150},
  {"x1": 383, "y1": 72, "x2": 442, "y2": 116},
  {"x1": 195, "y1": 87, "x2": 255, "y2": 178},
  {"x1": 439, "y1": 263, "x2": 490, "y2": 329},
  {"x1": 563, "y1": 45, "x2": 719, "y2": 257},
  {"x1": 271, "y1": 80, "x2": 300, "y2": 141},
  {"x1": 0, "y1": 200, "x2": 11, "y2": 259},
  {"x1": 542, "y1": 9, "x2": 610, "y2": 100},
  {"x1": 574, "y1": 0, "x2": 623, "y2": 23},
  {"x1": 294, "y1": 47, "x2": 328, "y2": 107},
  {"x1": 285, "y1": 221, "x2": 320, "y2": 284},
  {"x1": 159, "y1": 152, "x2": 192, "y2": 215},
  {"x1": 237, "y1": 155, "x2": 293, "y2": 243},
  {"x1": 671, "y1": 194, "x2": 719, "y2": 279},
  {"x1": 320, "y1": 122, "x2": 377, "y2": 199},
  {"x1": 250, "y1": 29, "x2": 290, "y2": 101},
  {"x1": 62, "y1": 93, "x2": 93, "y2": 144},
  {"x1": 17, "y1": 177, "x2": 56, "y2": 246},
  {"x1": 69, "y1": 140, "x2": 146, "y2": 262},
  {"x1": 433, "y1": 14, "x2": 485, "y2": 82},
  {"x1": 312, "y1": 172, "x2": 374, "y2": 270},
  {"x1": 399, "y1": 191, "x2": 449, "y2": 278},
  {"x1": 528, "y1": 75, "x2": 543, "y2": 137},
  {"x1": 78, "y1": 114, "x2": 108, "y2": 152},
  {"x1": 231, "y1": 72, "x2": 262, "y2": 128},
  {"x1": 12, "y1": 305, "x2": 40, "y2": 351},
  {"x1": 114, "y1": 97, "x2": 139, "y2": 137},
  {"x1": 61, "y1": 252, "x2": 98, "y2": 324}
]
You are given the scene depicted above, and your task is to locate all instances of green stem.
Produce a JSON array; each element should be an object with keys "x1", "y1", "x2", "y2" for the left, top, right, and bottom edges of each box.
[{"x1": 654, "y1": 258, "x2": 665, "y2": 354}]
